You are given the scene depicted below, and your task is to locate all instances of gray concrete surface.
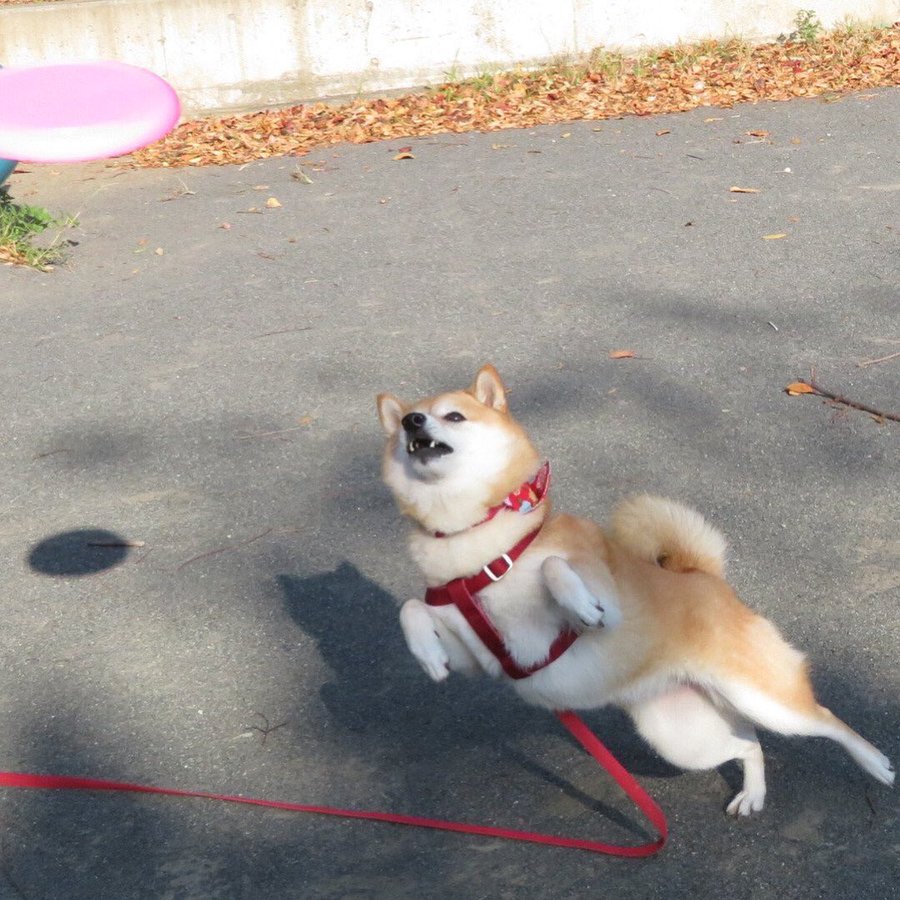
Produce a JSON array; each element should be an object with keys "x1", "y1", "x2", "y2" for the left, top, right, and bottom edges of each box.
[
  {"x1": 3, "y1": 0, "x2": 894, "y2": 116},
  {"x1": 1, "y1": 88, "x2": 898, "y2": 899}
]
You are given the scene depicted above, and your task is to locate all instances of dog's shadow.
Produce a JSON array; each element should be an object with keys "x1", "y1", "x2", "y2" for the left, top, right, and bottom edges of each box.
[
  {"x1": 278, "y1": 564, "x2": 418, "y2": 731},
  {"x1": 278, "y1": 564, "x2": 525, "y2": 754},
  {"x1": 278, "y1": 562, "x2": 680, "y2": 779},
  {"x1": 279, "y1": 561, "x2": 679, "y2": 839}
]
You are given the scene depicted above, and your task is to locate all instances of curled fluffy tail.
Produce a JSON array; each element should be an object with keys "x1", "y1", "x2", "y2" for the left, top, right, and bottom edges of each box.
[{"x1": 610, "y1": 495, "x2": 727, "y2": 577}]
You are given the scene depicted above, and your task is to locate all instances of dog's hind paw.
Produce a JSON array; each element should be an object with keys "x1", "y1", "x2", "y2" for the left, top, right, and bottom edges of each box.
[
  {"x1": 726, "y1": 788, "x2": 766, "y2": 817},
  {"x1": 869, "y1": 751, "x2": 894, "y2": 787}
]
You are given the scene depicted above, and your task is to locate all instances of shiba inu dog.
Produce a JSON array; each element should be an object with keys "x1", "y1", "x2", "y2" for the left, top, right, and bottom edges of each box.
[{"x1": 376, "y1": 364, "x2": 894, "y2": 814}]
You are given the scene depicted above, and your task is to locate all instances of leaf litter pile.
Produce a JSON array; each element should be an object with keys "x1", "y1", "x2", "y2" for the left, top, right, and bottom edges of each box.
[{"x1": 132, "y1": 24, "x2": 900, "y2": 169}]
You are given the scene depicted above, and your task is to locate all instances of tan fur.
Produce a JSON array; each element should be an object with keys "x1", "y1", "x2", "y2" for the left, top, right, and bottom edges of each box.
[
  {"x1": 378, "y1": 365, "x2": 894, "y2": 814},
  {"x1": 611, "y1": 494, "x2": 728, "y2": 577}
]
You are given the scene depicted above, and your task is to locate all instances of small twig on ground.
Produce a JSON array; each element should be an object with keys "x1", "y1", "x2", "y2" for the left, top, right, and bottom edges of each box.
[
  {"x1": 86, "y1": 540, "x2": 146, "y2": 548},
  {"x1": 31, "y1": 448, "x2": 72, "y2": 460},
  {"x1": 798, "y1": 378, "x2": 900, "y2": 423},
  {"x1": 857, "y1": 350, "x2": 900, "y2": 369},
  {"x1": 236, "y1": 426, "x2": 307, "y2": 440},
  {"x1": 249, "y1": 712, "x2": 288, "y2": 746},
  {"x1": 176, "y1": 527, "x2": 274, "y2": 571},
  {"x1": 251, "y1": 326, "x2": 314, "y2": 339},
  {"x1": 159, "y1": 180, "x2": 196, "y2": 202},
  {"x1": 864, "y1": 784, "x2": 878, "y2": 827}
]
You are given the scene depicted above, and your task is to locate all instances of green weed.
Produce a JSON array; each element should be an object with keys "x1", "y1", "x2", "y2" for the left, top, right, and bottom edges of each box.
[
  {"x1": 0, "y1": 188, "x2": 74, "y2": 271},
  {"x1": 792, "y1": 9, "x2": 824, "y2": 43}
]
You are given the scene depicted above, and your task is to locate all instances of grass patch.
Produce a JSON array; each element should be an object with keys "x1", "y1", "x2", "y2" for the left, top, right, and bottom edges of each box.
[{"x1": 0, "y1": 188, "x2": 74, "y2": 271}]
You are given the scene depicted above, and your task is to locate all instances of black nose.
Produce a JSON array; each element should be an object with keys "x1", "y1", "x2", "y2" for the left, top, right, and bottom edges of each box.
[{"x1": 402, "y1": 412, "x2": 427, "y2": 432}]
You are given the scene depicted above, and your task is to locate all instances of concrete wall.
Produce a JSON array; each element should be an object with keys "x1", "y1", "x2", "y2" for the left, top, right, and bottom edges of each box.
[{"x1": 1, "y1": 0, "x2": 898, "y2": 116}]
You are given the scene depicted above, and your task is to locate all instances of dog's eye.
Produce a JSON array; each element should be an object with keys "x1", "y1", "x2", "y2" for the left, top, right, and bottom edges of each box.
[{"x1": 443, "y1": 411, "x2": 466, "y2": 423}]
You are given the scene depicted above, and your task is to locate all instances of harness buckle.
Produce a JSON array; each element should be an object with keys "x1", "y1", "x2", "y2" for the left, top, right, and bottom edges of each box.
[{"x1": 483, "y1": 553, "x2": 513, "y2": 582}]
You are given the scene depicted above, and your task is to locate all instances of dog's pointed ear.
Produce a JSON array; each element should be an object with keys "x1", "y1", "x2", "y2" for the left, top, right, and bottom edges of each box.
[
  {"x1": 377, "y1": 393, "x2": 405, "y2": 434},
  {"x1": 471, "y1": 364, "x2": 508, "y2": 412}
]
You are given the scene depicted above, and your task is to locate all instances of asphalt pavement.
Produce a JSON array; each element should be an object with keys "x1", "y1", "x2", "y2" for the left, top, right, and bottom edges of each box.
[{"x1": 1, "y1": 87, "x2": 898, "y2": 899}]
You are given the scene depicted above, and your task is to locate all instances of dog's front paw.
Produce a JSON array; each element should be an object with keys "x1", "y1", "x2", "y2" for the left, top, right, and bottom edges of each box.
[
  {"x1": 400, "y1": 599, "x2": 451, "y2": 682},
  {"x1": 542, "y1": 556, "x2": 605, "y2": 628},
  {"x1": 414, "y1": 641, "x2": 451, "y2": 682},
  {"x1": 572, "y1": 591, "x2": 605, "y2": 628}
]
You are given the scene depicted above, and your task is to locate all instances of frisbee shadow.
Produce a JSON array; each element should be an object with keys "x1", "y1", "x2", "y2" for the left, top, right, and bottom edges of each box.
[{"x1": 28, "y1": 528, "x2": 136, "y2": 577}]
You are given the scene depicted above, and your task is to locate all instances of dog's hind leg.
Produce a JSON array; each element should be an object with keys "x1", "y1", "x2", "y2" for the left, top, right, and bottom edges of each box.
[
  {"x1": 716, "y1": 681, "x2": 895, "y2": 787},
  {"x1": 817, "y1": 707, "x2": 896, "y2": 785},
  {"x1": 628, "y1": 685, "x2": 767, "y2": 815},
  {"x1": 542, "y1": 556, "x2": 622, "y2": 629}
]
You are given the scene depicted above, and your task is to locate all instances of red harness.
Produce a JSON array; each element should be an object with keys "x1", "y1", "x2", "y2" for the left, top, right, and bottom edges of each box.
[{"x1": 425, "y1": 463, "x2": 579, "y2": 680}]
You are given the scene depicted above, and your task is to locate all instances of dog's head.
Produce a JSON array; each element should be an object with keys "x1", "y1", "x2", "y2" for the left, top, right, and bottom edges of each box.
[{"x1": 376, "y1": 364, "x2": 541, "y2": 532}]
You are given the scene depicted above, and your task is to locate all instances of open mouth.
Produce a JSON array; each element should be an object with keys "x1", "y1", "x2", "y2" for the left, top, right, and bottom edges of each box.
[{"x1": 406, "y1": 437, "x2": 453, "y2": 463}]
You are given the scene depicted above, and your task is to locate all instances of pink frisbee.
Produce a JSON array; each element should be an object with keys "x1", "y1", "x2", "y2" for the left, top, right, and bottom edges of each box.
[{"x1": 0, "y1": 61, "x2": 180, "y2": 163}]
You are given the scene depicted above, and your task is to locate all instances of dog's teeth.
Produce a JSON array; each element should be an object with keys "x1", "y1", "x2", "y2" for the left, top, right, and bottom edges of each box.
[
  {"x1": 407, "y1": 442, "x2": 414, "y2": 453},
  {"x1": 429, "y1": 441, "x2": 437, "y2": 448}
]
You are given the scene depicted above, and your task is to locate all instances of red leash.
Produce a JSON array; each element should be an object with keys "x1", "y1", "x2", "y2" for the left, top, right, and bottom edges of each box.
[{"x1": 0, "y1": 710, "x2": 666, "y2": 858}]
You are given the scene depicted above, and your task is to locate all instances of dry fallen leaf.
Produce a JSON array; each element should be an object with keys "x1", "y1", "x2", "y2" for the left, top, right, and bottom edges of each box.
[
  {"x1": 763, "y1": 233, "x2": 787, "y2": 240},
  {"x1": 127, "y1": 26, "x2": 900, "y2": 171},
  {"x1": 609, "y1": 349, "x2": 637, "y2": 359},
  {"x1": 730, "y1": 186, "x2": 761, "y2": 193},
  {"x1": 655, "y1": 129, "x2": 671, "y2": 136},
  {"x1": 266, "y1": 197, "x2": 282, "y2": 208},
  {"x1": 154, "y1": 247, "x2": 165, "y2": 256},
  {"x1": 393, "y1": 151, "x2": 415, "y2": 160},
  {"x1": 784, "y1": 381, "x2": 816, "y2": 396}
]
